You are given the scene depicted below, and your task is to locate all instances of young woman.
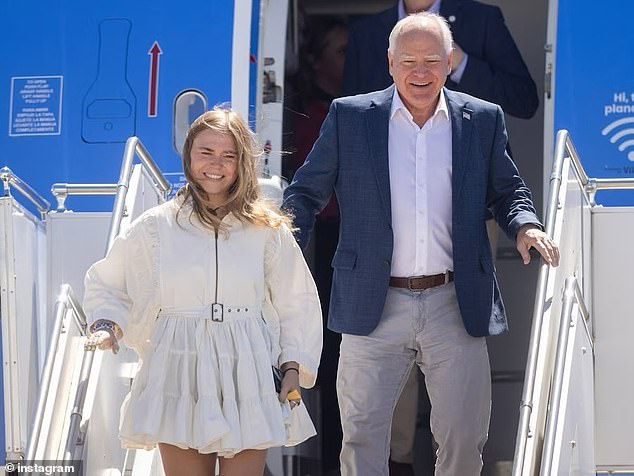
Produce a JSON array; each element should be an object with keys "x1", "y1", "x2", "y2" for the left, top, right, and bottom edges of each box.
[{"x1": 83, "y1": 108, "x2": 322, "y2": 476}]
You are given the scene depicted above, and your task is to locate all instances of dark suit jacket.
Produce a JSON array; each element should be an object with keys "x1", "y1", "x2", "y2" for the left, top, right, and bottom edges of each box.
[
  {"x1": 342, "y1": 0, "x2": 538, "y2": 119},
  {"x1": 282, "y1": 86, "x2": 541, "y2": 337}
]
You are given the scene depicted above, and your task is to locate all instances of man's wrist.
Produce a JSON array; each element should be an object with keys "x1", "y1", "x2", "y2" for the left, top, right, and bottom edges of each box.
[{"x1": 519, "y1": 223, "x2": 542, "y2": 233}]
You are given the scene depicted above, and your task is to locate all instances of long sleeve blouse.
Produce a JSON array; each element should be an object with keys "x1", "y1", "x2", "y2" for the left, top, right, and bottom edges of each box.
[{"x1": 83, "y1": 199, "x2": 323, "y2": 388}]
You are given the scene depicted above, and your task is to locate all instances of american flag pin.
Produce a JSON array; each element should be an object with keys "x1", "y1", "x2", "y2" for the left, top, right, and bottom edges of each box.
[{"x1": 463, "y1": 111, "x2": 471, "y2": 120}]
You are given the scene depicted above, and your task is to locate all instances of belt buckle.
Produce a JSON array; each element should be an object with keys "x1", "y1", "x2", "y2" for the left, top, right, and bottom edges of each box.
[
  {"x1": 407, "y1": 277, "x2": 421, "y2": 292},
  {"x1": 443, "y1": 271, "x2": 451, "y2": 285},
  {"x1": 211, "y1": 303, "x2": 224, "y2": 322}
]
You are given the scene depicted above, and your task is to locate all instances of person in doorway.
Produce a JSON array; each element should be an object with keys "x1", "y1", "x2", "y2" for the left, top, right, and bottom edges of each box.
[
  {"x1": 282, "y1": 12, "x2": 559, "y2": 476},
  {"x1": 284, "y1": 16, "x2": 348, "y2": 475},
  {"x1": 83, "y1": 108, "x2": 323, "y2": 476}
]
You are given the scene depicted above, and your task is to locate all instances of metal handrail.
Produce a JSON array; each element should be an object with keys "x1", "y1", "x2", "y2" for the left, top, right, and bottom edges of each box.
[
  {"x1": 513, "y1": 129, "x2": 634, "y2": 475},
  {"x1": 512, "y1": 131, "x2": 569, "y2": 476},
  {"x1": 539, "y1": 277, "x2": 591, "y2": 475},
  {"x1": 0, "y1": 166, "x2": 50, "y2": 219},
  {"x1": 107, "y1": 137, "x2": 171, "y2": 251},
  {"x1": 51, "y1": 184, "x2": 118, "y2": 212},
  {"x1": 26, "y1": 284, "x2": 88, "y2": 462},
  {"x1": 50, "y1": 139, "x2": 171, "y2": 222},
  {"x1": 586, "y1": 177, "x2": 634, "y2": 204},
  {"x1": 562, "y1": 131, "x2": 634, "y2": 204}
]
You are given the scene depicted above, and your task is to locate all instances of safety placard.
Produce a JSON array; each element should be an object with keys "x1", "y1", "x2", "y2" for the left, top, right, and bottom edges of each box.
[{"x1": 9, "y1": 76, "x2": 63, "y2": 136}]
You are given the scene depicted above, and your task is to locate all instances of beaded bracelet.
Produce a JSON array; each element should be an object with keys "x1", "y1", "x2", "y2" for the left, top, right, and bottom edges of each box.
[
  {"x1": 91, "y1": 320, "x2": 122, "y2": 340},
  {"x1": 92, "y1": 320, "x2": 114, "y2": 332},
  {"x1": 85, "y1": 319, "x2": 121, "y2": 354}
]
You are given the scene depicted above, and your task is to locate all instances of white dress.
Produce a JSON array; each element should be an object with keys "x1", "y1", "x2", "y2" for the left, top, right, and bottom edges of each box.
[{"x1": 83, "y1": 199, "x2": 323, "y2": 456}]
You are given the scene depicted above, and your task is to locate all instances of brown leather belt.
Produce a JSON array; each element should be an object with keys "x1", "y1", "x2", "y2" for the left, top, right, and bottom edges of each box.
[{"x1": 389, "y1": 271, "x2": 454, "y2": 291}]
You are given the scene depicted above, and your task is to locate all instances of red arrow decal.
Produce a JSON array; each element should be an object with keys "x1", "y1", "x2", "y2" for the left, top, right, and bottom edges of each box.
[{"x1": 148, "y1": 41, "x2": 163, "y2": 117}]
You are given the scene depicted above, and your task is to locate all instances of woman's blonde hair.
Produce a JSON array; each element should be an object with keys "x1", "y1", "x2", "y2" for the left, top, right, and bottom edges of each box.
[{"x1": 177, "y1": 107, "x2": 292, "y2": 230}]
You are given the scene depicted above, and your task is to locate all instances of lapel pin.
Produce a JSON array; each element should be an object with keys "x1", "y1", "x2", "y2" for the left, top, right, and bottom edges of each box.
[
  {"x1": 463, "y1": 111, "x2": 471, "y2": 120},
  {"x1": 448, "y1": 15, "x2": 456, "y2": 22}
]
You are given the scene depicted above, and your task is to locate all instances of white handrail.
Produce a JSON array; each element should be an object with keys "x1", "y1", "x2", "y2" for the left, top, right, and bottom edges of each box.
[
  {"x1": 50, "y1": 183, "x2": 118, "y2": 212},
  {"x1": 107, "y1": 137, "x2": 171, "y2": 251},
  {"x1": 512, "y1": 130, "x2": 568, "y2": 475},
  {"x1": 0, "y1": 166, "x2": 50, "y2": 219},
  {"x1": 25, "y1": 284, "x2": 88, "y2": 461}
]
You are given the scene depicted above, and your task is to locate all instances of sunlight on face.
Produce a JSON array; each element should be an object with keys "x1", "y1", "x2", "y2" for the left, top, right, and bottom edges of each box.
[
  {"x1": 388, "y1": 23, "x2": 452, "y2": 124},
  {"x1": 189, "y1": 129, "x2": 239, "y2": 207}
]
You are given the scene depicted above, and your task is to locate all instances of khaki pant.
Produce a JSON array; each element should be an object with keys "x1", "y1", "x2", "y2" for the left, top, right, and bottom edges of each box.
[
  {"x1": 390, "y1": 366, "x2": 419, "y2": 464},
  {"x1": 337, "y1": 284, "x2": 491, "y2": 476}
]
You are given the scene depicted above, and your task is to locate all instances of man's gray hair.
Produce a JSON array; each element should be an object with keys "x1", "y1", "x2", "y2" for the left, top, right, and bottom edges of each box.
[{"x1": 388, "y1": 12, "x2": 453, "y2": 54}]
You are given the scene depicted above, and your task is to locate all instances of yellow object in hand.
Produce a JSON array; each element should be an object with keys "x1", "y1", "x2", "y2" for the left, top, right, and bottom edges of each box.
[{"x1": 287, "y1": 389, "x2": 301, "y2": 401}]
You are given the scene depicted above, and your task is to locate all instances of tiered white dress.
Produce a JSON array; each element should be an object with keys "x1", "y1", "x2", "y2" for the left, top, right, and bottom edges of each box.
[{"x1": 83, "y1": 199, "x2": 323, "y2": 456}]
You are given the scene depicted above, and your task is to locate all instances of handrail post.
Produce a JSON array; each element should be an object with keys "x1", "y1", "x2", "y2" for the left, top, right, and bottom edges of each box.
[
  {"x1": 50, "y1": 184, "x2": 118, "y2": 212},
  {"x1": 0, "y1": 166, "x2": 51, "y2": 219},
  {"x1": 106, "y1": 137, "x2": 138, "y2": 250},
  {"x1": 1, "y1": 168, "x2": 10, "y2": 196}
]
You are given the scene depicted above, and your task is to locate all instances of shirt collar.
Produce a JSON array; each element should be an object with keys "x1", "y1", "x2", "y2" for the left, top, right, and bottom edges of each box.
[
  {"x1": 390, "y1": 88, "x2": 449, "y2": 126},
  {"x1": 398, "y1": 0, "x2": 442, "y2": 20}
]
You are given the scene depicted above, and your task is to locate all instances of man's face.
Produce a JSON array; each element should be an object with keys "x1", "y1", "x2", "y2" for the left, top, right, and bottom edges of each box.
[
  {"x1": 388, "y1": 23, "x2": 452, "y2": 123},
  {"x1": 404, "y1": 0, "x2": 436, "y2": 13}
]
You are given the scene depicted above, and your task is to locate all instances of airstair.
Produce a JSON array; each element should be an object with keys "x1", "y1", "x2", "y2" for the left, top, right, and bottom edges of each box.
[
  {"x1": 2, "y1": 137, "x2": 169, "y2": 475},
  {"x1": 511, "y1": 130, "x2": 634, "y2": 475}
]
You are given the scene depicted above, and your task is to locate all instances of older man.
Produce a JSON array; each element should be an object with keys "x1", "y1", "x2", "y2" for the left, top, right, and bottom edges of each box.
[
  {"x1": 343, "y1": 4, "x2": 540, "y2": 472},
  {"x1": 283, "y1": 12, "x2": 559, "y2": 476}
]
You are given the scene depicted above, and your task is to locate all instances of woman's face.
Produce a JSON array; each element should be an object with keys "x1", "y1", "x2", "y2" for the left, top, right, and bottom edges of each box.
[
  {"x1": 314, "y1": 26, "x2": 348, "y2": 93},
  {"x1": 189, "y1": 129, "x2": 239, "y2": 207}
]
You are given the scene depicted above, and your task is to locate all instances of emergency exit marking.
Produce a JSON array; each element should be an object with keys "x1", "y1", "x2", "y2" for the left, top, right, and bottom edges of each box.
[{"x1": 9, "y1": 76, "x2": 63, "y2": 136}]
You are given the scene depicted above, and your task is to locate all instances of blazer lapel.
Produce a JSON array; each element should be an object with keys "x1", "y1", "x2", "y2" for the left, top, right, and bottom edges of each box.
[
  {"x1": 447, "y1": 89, "x2": 474, "y2": 203},
  {"x1": 365, "y1": 85, "x2": 394, "y2": 223}
]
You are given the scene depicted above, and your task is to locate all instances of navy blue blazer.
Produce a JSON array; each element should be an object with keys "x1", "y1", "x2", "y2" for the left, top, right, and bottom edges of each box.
[
  {"x1": 282, "y1": 86, "x2": 541, "y2": 337},
  {"x1": 342, "y1": 0, "x2": 538, "y2": 119}
]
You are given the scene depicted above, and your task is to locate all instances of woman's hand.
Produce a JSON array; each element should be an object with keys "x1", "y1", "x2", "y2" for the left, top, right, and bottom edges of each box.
[
  {"x1": 84, "y1": 329, "x2": 120, "y2": 354},
  {"x1": 279, "y1": 363, "x2": 301, "y2": 409}
]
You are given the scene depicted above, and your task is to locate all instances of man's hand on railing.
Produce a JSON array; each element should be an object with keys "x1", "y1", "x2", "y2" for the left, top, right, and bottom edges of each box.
[
  {"x1": 516, "y1": 224, "x2": 560, "y2": 267},
  {"x1": 84, "y1": 319, "x2": 121, "y2": 354}
]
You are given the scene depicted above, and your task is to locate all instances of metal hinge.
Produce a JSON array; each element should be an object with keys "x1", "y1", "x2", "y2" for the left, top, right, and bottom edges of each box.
[{"x1": 544, "y1": 43, "x2": 553, "y2": 99}]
